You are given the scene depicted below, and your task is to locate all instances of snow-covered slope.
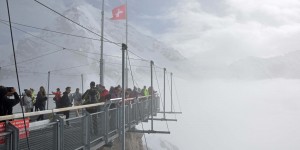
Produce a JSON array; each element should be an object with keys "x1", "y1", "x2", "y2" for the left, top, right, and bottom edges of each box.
[{"x1": 0, "y1": 1, "x2": 186, "y2": 90}]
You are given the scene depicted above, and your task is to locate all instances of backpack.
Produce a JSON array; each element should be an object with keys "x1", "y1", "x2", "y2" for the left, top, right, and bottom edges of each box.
[{"x1": 89, "y1": 89, "x2": 97, "y2": 103}]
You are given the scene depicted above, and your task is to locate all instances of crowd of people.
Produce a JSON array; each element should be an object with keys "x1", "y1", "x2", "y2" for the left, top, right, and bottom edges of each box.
[{"x1": 0, "y1": 82, "x2": 156, "y2": 121}]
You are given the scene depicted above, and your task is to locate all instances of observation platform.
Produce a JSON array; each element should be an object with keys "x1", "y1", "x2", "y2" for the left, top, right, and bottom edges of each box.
[{"x1": 0, "y1": 96, "x2": 160, "y2": 150}]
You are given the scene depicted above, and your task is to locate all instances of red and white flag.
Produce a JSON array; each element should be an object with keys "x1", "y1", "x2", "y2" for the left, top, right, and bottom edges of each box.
[{"x1": 111, "y1": 4, "x2": 126, "y2": 20}]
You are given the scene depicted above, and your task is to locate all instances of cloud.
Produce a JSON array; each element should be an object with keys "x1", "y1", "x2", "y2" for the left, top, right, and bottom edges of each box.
[{"x1": 158, "y1": 0, "x2": 300, "y2": 60}]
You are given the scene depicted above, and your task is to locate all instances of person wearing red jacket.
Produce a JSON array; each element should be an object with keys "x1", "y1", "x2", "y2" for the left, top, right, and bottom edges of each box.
[
  {"x1": 52, "y1": 88, "x2": 61, "y2": 108},
  {"x1": 99, "y1": 85, "x2": 109, "y2": 103}
]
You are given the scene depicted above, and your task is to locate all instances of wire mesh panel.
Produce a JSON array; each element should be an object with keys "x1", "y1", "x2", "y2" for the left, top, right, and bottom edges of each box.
[
  {"x1": 155, "y1": 96, "x2": 160, "y2": 113},
  {"x1": 63, "y1": 117, "x2": 85, "y2": 150},
  {"x1": 89, "y1": 111, "x2": 105, "y2": 144},
  {"x1": 0, "y1": 132, "x2": 12, "y2": 150},
  {"x1": 125, "y1": 105, "x2": 129, "y2": 125},
  {"x1": 144, "y1": 100, "x2": 150, "y2": 120},
  {"x1": 108, "y1": 108, "x2": 118, "y2": 134},
  {"x1": 97, "y1": 111, "x2": 105, "y2": 139},
  {"x1": 129, "y1": 103, "x2": 136, "y2": 124},
  {"x1": 136, "y1": 101, "x2": 143, "y2": 122},
  {"x1": 19, "y1": 122, "x2": 57, "y2": 150}
]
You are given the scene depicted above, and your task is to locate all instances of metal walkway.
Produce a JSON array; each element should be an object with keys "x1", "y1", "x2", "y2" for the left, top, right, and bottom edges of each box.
[{"x1": 0, "y1": 96, "x2": 160, "y2": 150}]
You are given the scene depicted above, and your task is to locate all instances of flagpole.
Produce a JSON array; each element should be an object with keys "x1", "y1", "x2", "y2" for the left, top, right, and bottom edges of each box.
[
  {"x1": 122, "y1": 1, "x2": 128, "y2": 149},
  {"x1": 100, "y1": 0, "x2": 105, "y2": 85},
  {"x1": 125, "y1": 0, "x2": 128, "y2": 89}
]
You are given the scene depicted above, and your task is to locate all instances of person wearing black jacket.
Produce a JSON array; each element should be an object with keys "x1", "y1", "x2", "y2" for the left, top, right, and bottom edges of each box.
[
  {"x1": 58, "y1": 87, "x2": 72, "y2": 125},
  {"x1": 36, "y1": 86, "x2": 47, "y2": 121},
  {"x1": 82, "y1": 81, "x2": 99, "y2": 134},
  {"x1": 0, "y1": 86, "x2": 20, "y2": 117}
]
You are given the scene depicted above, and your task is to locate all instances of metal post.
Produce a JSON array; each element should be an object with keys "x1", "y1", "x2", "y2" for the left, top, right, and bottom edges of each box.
[
  {"x1": 81, "y1": 74, "x2": 84, "y2": 94},
  {"x1": 104, "y1": 105, "x2": 109, "y2": 143},
  {"x1": 150, "y1": 61, "x2": 154, "y2": 131},
  {"x1": 54, "y1": 115, "x2": 64, "y2": 150},
  {"x1": 163, "y1": 68, "x2": 166, "y2": 119},
  {"x1": 125, "y1": 0, "x2": 128, "y2": 89},
  {"x1": 82, "y1": 111, "x2": 90, "y2": 149},
  {"x1": 47, "y1": 71, "x2": 50, "y2": 110},
  {"x1": 100, "y1": 0, "x2": 105, "y2": 85},
  {"x1": 6, "y1": 122, "x2": 19, "y2": 150},
  {"x1": 171, "y1": 72, "x2": 173, "y2": 112},
  {"x1": 121, "y1": 43, "x2": 127, "y2": 150}
]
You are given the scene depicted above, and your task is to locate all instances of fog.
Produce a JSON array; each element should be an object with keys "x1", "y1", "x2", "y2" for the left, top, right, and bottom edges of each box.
[{"x1": 143, "y1": 78, "x2": 300, "y2": 150}]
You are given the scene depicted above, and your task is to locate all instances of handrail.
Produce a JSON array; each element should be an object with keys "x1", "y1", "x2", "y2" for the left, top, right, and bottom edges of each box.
[
  {"x1": 0, "y1": 102, "x2": 105, "y2": 121},
  {"x1": 0, "y1": 96, "x2": 151, "y2": 121},
  {"x1": 0, "y1": 132, "x2": 11, "y2": 136}
]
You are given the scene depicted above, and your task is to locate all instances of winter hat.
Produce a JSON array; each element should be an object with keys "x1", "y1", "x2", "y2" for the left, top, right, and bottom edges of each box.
[{"x1": 90, "y1": 81, "x2": 95, "y2": 87}]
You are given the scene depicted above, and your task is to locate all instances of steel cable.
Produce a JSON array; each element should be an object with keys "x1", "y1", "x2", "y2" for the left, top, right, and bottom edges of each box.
[{"x1": 5, "y1": 0, "x2": 31, "y2": 149}]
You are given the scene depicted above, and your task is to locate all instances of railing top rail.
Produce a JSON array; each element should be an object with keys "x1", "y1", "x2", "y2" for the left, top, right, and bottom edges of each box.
[
  {"x1": 0, "y1": 132, "x2": 11, "y2": 136},
  {"x1": 0, "y1": 102, "x2": 104, "y2": 121},
  {"x1": 0, "y1": 96, "x2": 151, "y2": 121}
]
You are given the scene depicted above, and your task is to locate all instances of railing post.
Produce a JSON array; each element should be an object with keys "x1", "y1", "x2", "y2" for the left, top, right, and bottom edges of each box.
[
  {"x1": 6, "y1": 122, "x2": 19, "y2": 150},
  {"x1": 54, "y1": 114, "x2": 64, "y2": 150},
  {"x1": 47, "y1": 71, "x2": 50, "y2": 110},
  {"x1": 81, "y1": 74, "x2": 84, "y2": 94},
  {"x1": 52, "y1": 116, "x2": 59, "y2": 150},
  {"x1": 163, "y1": 68, "x2": 166, "y2": 119},
  {"x1": 134, "y1": 98, "x2": 138, "y2": 124},
  {"x1": 104, "y1": 104, "x2": 109, "y2": 144},
  {"x1": 171, "y1": 72, "x2": 173, "y2": 112},
  {"x1": 82, "y1": 111, "x2": 90, "y2": 150},
  {"x1": 150, "y1": 61, "x2": 154, "y2": 131}
]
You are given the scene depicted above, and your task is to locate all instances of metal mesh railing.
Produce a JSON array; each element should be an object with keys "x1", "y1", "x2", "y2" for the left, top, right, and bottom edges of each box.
[
  {"x1": 0, "y1": 96, "x2": 160, "y2": 150},
  {"x1": 108, "y1": 108, "x2": 118, "y2": 134},
  {"x1": 89, "y1": 110, "x2": 105, "y2": 144},
  {"x1": 63, "y1": 117, "x2": 85, "y2": 150},
  {"x1": 19, "y1": 122, "x2": 57, "y2": 150}
]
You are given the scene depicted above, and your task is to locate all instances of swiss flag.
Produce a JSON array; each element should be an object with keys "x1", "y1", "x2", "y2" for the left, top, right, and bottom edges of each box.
[{"x1": 111, "y1": 4, "x2": 126, "y2": 20}]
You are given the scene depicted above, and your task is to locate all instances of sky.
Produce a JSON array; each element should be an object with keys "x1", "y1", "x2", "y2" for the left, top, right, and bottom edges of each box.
[{"x1": 131, "y1": 0, "x2": 300, "y2": 59}]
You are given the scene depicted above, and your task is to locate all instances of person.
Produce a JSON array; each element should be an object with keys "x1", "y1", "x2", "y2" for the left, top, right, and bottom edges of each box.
[
  {"x1": 0, "y1": 86, "x2": 20, "y2": 117},
  {"x1": 36, "y1": 86, "x2": 47, "y2": 121},
  {"x1": 82, "y1": 82, "x2": 99, "y2": 111},
  {"x1": 23, "y1": 90, "x2": 33, "y2": 113},
  {"x1": 72, "y1": 88, "x2": 82, "y2": 117},
  {"x1": 131, "y1": 86, "x2": 139, "y2": 98},
  {"x1": 141, "y1": 86, "x2": 149, "y2": 96},
  {"x1": 125, "y1": 88, "x2": 132, "y2": 98},
  {"x1": 110, "y1": 87, "x2": 119, "y2": 99},
  {"x1": 82, "y1": 81, "x2": 99, "y2": 135},
  {"x1": 58, "y1": 87, "x2": 72, "y2": 125},
  {"x1": 52, "y1": 88, "x2": 61, "y2": 108},
  {"x1": 30, "y1": 88, "x2": 37, "y2": 112},
  {"x1": 99, "y1": 85, "x2": 109, "y2": 103}
]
